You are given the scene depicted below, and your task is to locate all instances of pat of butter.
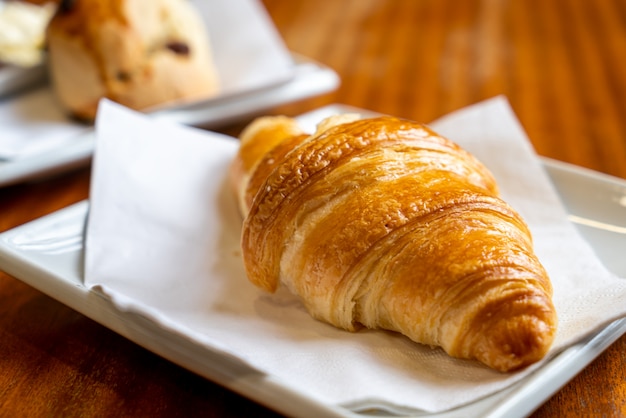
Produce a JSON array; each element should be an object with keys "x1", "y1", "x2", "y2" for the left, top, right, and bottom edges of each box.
[{"x1": 0, "y1": 1, "x2": 55, "y2": 67}]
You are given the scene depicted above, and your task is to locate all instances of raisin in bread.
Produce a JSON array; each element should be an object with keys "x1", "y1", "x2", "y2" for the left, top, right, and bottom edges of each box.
[{"x1": 46, "y1": 0, "x2": 219, "y2": 120}]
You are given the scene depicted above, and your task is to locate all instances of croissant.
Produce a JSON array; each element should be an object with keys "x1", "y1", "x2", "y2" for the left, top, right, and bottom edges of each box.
[{"x1": 230, "y1": 114, "x2": 557, "y2": 372}]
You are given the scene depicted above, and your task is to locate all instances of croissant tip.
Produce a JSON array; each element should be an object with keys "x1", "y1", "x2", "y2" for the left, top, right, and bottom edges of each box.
[
  {"x1": 244, "y1": 269, "x2": 279, "y2": 294},
  {"x1": 476, "y1": 314, "x2": 557, "y2": 372}
]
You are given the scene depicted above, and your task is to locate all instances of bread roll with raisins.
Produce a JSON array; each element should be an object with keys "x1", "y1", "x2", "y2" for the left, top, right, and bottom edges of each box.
[{"x1": 46, "y1": 0, "x2": 219, "y2": 120}]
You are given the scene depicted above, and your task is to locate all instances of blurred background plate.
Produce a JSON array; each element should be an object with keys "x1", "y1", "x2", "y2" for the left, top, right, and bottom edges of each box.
[
  {"x1": 0, "y1": 63, "x2": 47, "y2": 98},
  {"x1": 0, "y1": 54, "x2": 339, "y2": 187}
]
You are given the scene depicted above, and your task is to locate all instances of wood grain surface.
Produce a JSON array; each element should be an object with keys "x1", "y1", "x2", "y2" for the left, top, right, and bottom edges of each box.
[{"x1": 1, "y1": 0, "x2": 625, "y2": 416}]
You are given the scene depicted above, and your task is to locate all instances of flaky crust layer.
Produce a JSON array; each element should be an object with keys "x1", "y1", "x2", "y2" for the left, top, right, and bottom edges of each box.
[{"x1": 232, "y1": 115, "x2": 557, "y2": 372}]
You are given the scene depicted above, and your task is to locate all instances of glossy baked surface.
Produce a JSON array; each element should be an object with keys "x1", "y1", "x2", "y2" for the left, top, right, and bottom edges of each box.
[{"x1": 237, "y1": 115, "x2": 557, "y2": 372}]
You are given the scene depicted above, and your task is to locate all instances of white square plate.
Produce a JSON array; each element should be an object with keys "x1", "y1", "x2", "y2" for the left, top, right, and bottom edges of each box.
[{"x1": 1, "y1": 105, "x2": 625, "y2": 417}]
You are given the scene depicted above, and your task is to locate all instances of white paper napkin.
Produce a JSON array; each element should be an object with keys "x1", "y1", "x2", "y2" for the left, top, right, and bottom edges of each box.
[
  {"x1": 84, "y1": 97, "x2": 626, "y2": 414},
  {"x1": 0, "y1": 0, "x2": 293, "y2": 161},
  {"x1": 193, "y1": 0, "x2": 293, "y2": 95}
]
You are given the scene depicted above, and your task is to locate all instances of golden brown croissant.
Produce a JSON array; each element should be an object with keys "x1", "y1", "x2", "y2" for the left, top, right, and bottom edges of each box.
[{"x1": 231, "y1": 114, "x2": 557, "y2": 372}]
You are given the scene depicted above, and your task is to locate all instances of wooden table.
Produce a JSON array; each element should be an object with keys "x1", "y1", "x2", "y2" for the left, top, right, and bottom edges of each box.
[{"x1": 1, "y1": 0, "x2": 625, "y2": 416}]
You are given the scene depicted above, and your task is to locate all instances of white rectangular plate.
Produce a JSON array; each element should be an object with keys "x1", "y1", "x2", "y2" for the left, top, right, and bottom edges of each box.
[{"x1": 1, "y1": 106, "x2": 625, "y2": 417}]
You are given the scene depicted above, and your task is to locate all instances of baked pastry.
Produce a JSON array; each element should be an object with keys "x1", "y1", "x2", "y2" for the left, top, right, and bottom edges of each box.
[
  {"x1": 231, "y1": 114, "x2": 557, "y2": 372},
  {"x1": 46, "y1": 0, "x2": 219, "y2": 120}
]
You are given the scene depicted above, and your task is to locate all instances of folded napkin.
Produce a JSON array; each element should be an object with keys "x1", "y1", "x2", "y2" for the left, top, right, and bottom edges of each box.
[
  {"x1": 84, "y1": 97, "x2": 626, "y2": 414},
  {"x1": 0, "y1": 0, "x2": 293, "y2": 161}
]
